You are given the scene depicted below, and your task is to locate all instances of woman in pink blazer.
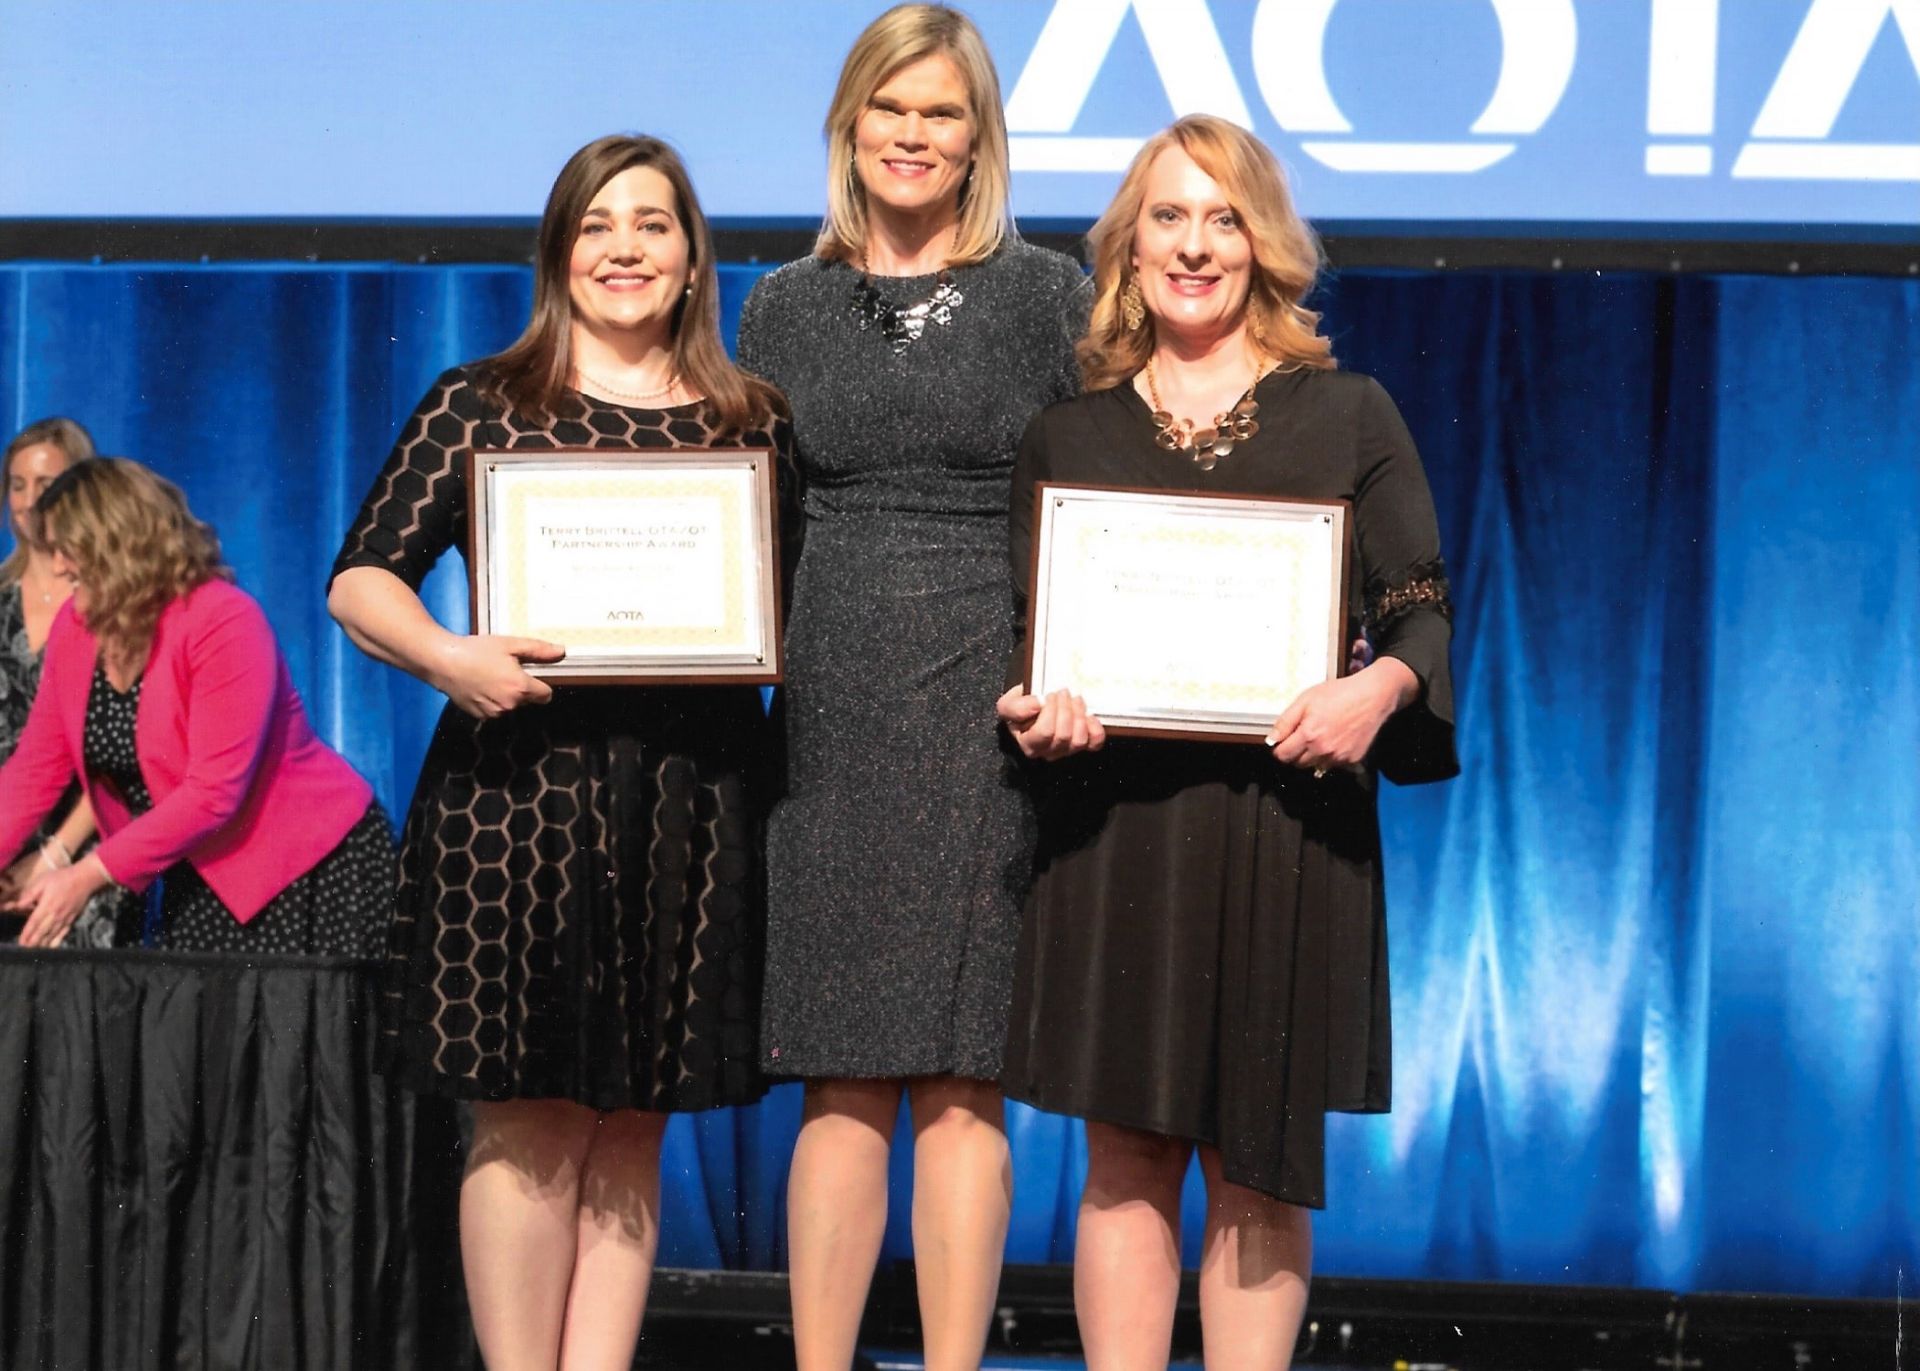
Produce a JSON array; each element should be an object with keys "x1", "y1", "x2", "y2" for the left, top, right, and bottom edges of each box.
[{"x1": 0, "y1": 458, "x2": 391, "y2": 954}]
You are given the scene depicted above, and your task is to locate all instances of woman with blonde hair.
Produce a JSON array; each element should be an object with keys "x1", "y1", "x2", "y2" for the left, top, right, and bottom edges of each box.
[
  {"x1": 997, "y1": 115, "x2": 1458, "y2": 1369},
  {"x1": 0, "y1": 458, "x2": 391, "y2": 955},
  {"x1": 735, "y1": 5, "x2": 1086, "y2": 1368},
  {"x1": 330, "y1": 134, "x2": 786, "y2": 1369},
  {"x1": 0, "y1": 418, "x2": 125, "y2": 946}
]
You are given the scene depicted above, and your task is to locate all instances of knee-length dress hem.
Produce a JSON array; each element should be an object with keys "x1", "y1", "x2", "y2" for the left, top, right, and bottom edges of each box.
[
  {"x1": 764, "y1": 1048, "x2": 1004, "y2": 1086},
  {"x1": 738, "y1": 243, "x2": 1089, "y2": 1082}
]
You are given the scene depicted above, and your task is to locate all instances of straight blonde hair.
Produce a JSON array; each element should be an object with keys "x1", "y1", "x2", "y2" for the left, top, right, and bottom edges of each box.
[
  {"x1": 1079, "y1": 116, "x2": 1335, "y2": 393},
  {"x1": 815, "y1": 4, "x2": 1011, "y2": 268},
  {"x1": 1, "y1": 417, "x2": 95, "y2": 588}
]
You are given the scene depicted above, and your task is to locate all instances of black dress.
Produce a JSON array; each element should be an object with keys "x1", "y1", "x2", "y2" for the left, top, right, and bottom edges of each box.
[
  {"x1": 1002, "y1": 369, "x2": 1458, "y2": 1208},
  {"x1": 331, "y1": 367, "x2": 781, "y2": 1112},
  {"x1": 736, "y1": 242, "x2": 1088, "y2": 1079},
  {"x1": 81, "y1": 664, "x2": 392, "y2": 955}
]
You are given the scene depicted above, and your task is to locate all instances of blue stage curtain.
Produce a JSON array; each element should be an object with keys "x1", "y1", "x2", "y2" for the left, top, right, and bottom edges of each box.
[{"x1": 2, "y1": 260, "x2": 1914, "y2": 1296}]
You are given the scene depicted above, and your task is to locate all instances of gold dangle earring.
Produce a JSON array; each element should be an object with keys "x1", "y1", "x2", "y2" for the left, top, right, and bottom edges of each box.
[{"x1": 1121, "y1": 278, "x2": 1145, "y2": 332}]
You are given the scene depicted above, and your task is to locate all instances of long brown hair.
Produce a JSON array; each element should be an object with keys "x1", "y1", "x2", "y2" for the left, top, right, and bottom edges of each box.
[
  {"x1": 479, "y1": 134, "x2": 782, "y2": 435},
  {"x1": 1078, "y1": 116, "x2": 1335, "y2": 393},
  {"x1": 35, "y1": 458, "x2": 231, "y2": 671},
  {"x1": 2, "y1": 416, "x2": 95, "y2": 587},
  {"x1": 816, "y1": 4, "x2": 1012, "y2": 268}
]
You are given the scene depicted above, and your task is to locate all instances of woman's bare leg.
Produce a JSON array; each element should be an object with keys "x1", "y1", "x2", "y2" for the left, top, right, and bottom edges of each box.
[
  {"x1": 556, "y1": 1108, "x2": 668, "y2": 1371},
  {"x1": 1075, "y1": 1122, "x2": 1191, "y2": 1371},
  {"x1": 906, "y1": 1076, "x2": 1013, "y2": 1371},
  {"x1": 461, "y1": 1098, "x2": 599, "y2": 1370},
  {"x1": 788, "y1": 1078, "x2": 904, "y2": 1370},
  {"x1": 1195, "y1": 1147, "x2": 1312, "y2": 1371}
]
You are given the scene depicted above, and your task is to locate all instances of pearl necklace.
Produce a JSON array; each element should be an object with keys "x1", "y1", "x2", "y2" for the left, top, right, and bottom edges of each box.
[
  {"x1": 577, "y1": 367, "x2": 680, "y2": 403},
  {"x1": 21, "y1": 567, "x2": 56, "y2": 606}
]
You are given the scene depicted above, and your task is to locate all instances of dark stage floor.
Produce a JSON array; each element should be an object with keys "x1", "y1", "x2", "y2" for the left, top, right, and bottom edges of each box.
[{"x1": 629, "y1": 1265, "x2": 1908, "y2": 1371}]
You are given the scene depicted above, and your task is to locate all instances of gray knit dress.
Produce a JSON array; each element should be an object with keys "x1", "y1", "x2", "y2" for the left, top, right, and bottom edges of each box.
[{"x1": 737, "y1": 240, "x2": 1086, "y2": 1079}]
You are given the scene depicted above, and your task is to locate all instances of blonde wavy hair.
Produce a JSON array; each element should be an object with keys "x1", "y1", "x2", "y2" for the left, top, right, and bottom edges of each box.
[
  {"x1": 2, "y1": 416, "x2": 95, "y2": 586},
  {"x1": 36, "y1": 458, "x2": 231, "y2": 671},
  {"x1": 815, "y1": 4, "x2": 1011, "y2": 268},
  {"x1": 1079, "y1": 116, "x2": 1335, "y2": 393}
]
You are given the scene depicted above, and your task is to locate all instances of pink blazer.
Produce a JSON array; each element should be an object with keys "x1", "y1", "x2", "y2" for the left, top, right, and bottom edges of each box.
[{"x1": 0, "y1": 580, "x2": 373, "y2": 923}]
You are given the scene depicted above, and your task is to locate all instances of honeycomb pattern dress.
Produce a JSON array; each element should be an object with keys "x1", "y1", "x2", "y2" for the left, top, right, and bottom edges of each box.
[{"x1": 331, "y1": 366, "x2": 784, "y2": 1112}]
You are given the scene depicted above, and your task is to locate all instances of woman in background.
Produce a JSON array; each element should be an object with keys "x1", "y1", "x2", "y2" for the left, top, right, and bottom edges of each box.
[
  {"x1": 736, "y1": 7, "x2": 1086, "y2": 1368},
  {"x1": 0, "y1": 458, "x2": 391, "y2": 956},
  {"x1": 998, "y1": 116, "x2": 1458, "y2": 1371},
  {"x1": 329, "y1": 134, "x2": 785, "y2": 1371},
  {"x1": 0, "y1": 418, "x2": 124, "y2": 946}
]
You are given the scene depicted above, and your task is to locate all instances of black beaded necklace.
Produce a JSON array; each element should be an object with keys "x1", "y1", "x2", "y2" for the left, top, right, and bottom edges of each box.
[{"x1": 849, "y1": 268, "x2": 966, "y2": 355}]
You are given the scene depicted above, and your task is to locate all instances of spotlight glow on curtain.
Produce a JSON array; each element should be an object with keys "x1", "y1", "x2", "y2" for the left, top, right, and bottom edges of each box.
[{"x1": 2, "y1": 260, "x2": 1914, "y2": 1296}]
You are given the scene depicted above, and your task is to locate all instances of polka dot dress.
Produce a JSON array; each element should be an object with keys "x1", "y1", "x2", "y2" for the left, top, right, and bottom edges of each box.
[{"x1": 83, "y1": 663, "x2": 392, "y2": 957}]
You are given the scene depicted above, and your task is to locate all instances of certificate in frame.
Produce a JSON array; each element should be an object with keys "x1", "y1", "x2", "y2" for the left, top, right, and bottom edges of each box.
[
  {"x1": 1023, "y1": 482, "x2": 1351, "y2": 742},
  {"x1": 466, "y1": 447, "x2": 782, "y2": 685}
]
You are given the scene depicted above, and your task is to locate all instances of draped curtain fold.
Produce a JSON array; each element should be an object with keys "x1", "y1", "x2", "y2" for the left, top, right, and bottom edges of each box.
[
  {"x1": 0, "y1": 950, "x2": 464, "y2": 1371},
  {"x1": 2, "y1": 260, "x2": 1913, "y2": 1296}
]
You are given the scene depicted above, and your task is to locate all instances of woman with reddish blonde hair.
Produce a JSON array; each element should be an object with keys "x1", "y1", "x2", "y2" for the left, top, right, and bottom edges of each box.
[{"x1": 997, "y1": 116, "x2": 1458, "y2": 1370}]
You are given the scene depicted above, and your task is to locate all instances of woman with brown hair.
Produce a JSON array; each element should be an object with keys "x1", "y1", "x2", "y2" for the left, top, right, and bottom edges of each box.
[
  {"x1": 0, "y1": 457, "x2": 390, "y2": 955},
  {"x1": 734, "y1": 5, "x2": 1087, "y2": 1367},
  {"x1": 0, "y1": 417, "x2": 124, "y2": 946},
  {"x1": 997, "y1": 116, "x2": 1458, "y2": 1369},
  {"x1": 329, "y1": 134, "x2": 787, "y2": 1369}
]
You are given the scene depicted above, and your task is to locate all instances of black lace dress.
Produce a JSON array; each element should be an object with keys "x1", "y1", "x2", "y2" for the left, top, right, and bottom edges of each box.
[
  {"x1": 331, "y1": 367, "x2": 783, "y2": 1112},
  {"x1": 1002, "y1": 369, "x2": 1459, "y2": 1208}
]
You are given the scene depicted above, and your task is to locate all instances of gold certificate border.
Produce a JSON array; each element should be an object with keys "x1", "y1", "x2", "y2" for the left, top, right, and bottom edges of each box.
[
  {"x1": 466, "y1": 447, "x2": 783, "y2": 686},
  {"x1": 1025, "y1": 483, "x2": 1350, "y2": 742},
  {"x1": 495, "y1": 472, "x2": 753, "y2": 651},
  {"x1": 1059, "y1": 517, "x2": 1324, "y2": 709}
]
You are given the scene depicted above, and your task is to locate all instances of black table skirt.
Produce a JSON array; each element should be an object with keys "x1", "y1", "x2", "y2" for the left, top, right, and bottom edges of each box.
[{"x1": 0, "y1": 948, "x2": 470, "y2": 1371}]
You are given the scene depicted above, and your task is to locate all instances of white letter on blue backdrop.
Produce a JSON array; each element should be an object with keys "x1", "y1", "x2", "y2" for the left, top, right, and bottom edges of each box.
[
  {"x1": 1734, "y1": 0, "x2": 1920, "y2": 181},
  {"x1": 1254, "y1": 0, "x2": 1577, "y2": 174},
  {"x1": 1646, "y1": 0, "x2": 1720, "y2": 176},
  {"x1": 1006, "y1": 0, "x2": 1253, "y2": 172}
]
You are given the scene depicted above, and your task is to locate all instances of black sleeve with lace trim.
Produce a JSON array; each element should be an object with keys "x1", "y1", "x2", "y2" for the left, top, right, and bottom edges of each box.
[{"x1": 1353, "y1": 377, "x2": 1459, "y2": 785}]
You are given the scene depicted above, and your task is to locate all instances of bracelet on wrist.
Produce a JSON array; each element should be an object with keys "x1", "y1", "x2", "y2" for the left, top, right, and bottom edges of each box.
[{"x1": 40, "y1": 836, "x2": 73, "y2": 869}]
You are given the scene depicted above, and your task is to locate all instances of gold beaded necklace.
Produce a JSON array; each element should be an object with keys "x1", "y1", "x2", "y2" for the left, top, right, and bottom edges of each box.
[{"x1": 1145, "y1": 358, "x2": 1267, "y2": 471}]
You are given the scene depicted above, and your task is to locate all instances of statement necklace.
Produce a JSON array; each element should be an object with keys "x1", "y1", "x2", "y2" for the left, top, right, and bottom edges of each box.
[
  {"x1": 1145, "y1": 359, "x2": 1266, "y2": 471},
  {"x1": 577, "y1": 367, "x2": 680, "y2": 403},
  {"x1": 849, "y1": 265, "x2": 965, "y2": 355}
]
